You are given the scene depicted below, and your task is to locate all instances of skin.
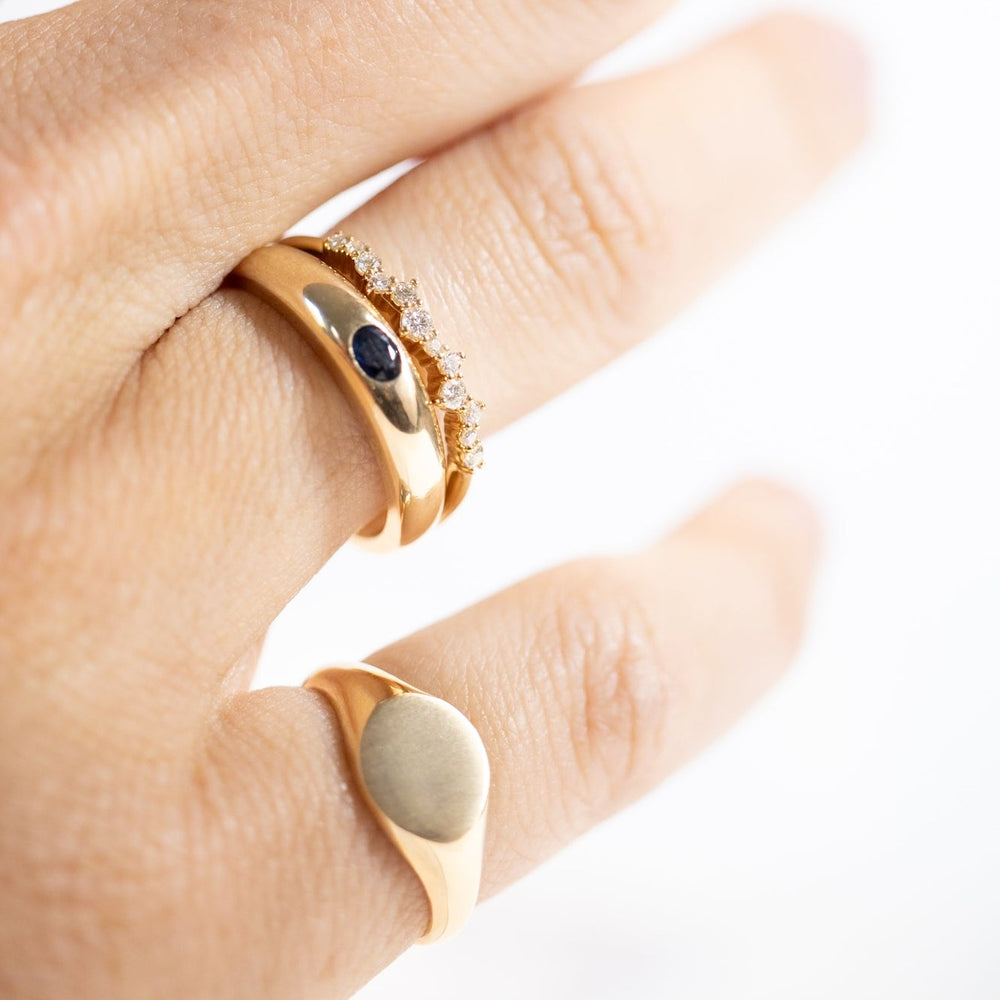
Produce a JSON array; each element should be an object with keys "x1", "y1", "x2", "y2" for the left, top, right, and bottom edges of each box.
[{"x1": 0, "y1": 1, "x2": 868, "y2": 998}]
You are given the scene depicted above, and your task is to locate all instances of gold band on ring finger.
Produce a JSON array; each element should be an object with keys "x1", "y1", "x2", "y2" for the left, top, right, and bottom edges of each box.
[
  {"x1": 227, "y1": 243, "x2": 447, "y2": 548},
  {"x1": 305, "y1": 663, "x2": 490, "y2": 943}
]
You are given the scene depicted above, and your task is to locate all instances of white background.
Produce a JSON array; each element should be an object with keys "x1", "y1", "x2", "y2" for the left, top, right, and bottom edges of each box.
[
  {"x1": 343, "y1": 3, "x2": 1000, "y2": 997},
  {"x1": 4, "y1": 0, "x2": 998, "y2": 997},
  {"x1": 322, "y1": 2, "x2": 1000, "y2": 995}
]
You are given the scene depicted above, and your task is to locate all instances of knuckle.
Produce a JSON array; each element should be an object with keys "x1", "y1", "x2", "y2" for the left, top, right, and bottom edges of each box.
[
  {"x1": 484, "y1": 102, "x2": 668, "y2": 334},
  {"x1": 542, "y1": 561, "x2": 672, "y2": 812}
]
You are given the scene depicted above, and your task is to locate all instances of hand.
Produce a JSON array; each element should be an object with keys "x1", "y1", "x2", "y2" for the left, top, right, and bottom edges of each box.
[{"x1": 0, "y1": 2, "x2": 866, "y2": 997}]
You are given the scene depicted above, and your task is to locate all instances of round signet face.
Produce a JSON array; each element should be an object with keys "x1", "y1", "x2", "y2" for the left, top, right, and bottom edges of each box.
[{"x1": 359, "y1": 693, "x2": 489, "y2": 843}]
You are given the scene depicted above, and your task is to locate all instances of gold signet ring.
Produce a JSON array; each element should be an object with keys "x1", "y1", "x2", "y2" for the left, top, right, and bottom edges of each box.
[
  {"x1": 227, "y1": 244, "x2": 447, "y2": 549},
  {"x1": 305, "y1": 664, "x2": 490, "y2": 943}
]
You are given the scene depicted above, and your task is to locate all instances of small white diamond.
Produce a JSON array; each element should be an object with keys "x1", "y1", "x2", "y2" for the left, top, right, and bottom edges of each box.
[
  {"x1": 462, "y1": 399, "x2": 483, "y2": 426},
  {"x1": 354, "y1": 250, "x2": 380, "y2": 275},
  {"x1": 391, "y1": 279, "x2": 420, "y2": 309},
  {"x1": 367, "y1": 271, "x2": 392, "y2": 294},
  {"x1": 400, "y1": 307, "x2": 433, "y2": 340},
  {"x1": 458, "y1": 427, "x2": 479, "y2": 449},
  {"x1": 439, "y1": 379, "x2": 468, "y2": 410},
  {"x1": 460, "y1": 444, "x2": 484, "y2": 470},
  {"x1": 345, "y1": 237, "x2": 365, "y2": 255},
  {"x1": 424, "y1": 338, "x2": 444, "y2": 357},
  {"x1": 439, "y1": 352, "x2": 463, "y2": 377},
  {"x1": 327, "y1": 232, "x2": 348, "y2": 251}
]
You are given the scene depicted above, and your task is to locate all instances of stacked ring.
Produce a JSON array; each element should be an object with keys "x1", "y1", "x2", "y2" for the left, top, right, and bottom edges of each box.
[
  {"x1": 228, "y1": 233, "x2": 485, "y2": 548},
  {"x1": 282, "y1": 234, "x2": 485, "y2": 518}
]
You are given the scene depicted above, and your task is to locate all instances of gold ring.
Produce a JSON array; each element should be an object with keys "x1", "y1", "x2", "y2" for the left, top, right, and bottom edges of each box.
[
  {"x1": 282, "y1": 234, "x2": 485, "y2": 519},
  {"x1": 306, "y1": 663, "x2": 489, "y2": 943},
  {"x1": 227, "y1": 243, "x2": 446, "y2": 549}
]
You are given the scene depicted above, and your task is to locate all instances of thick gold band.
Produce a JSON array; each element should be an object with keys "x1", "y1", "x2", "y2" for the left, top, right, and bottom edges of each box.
[
  {"x1": 227, "y1": 243, "x2": 446, "y2": 549},
  {"x1": 306, "y1": 664, "x2": 489, "y2": 943},
  {"x1": 282, "y1": 234, "x2": 485, "y2": 519}
]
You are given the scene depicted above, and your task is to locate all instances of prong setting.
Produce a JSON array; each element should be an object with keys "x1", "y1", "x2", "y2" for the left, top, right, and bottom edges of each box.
[{"x1": 323, "y1": 231, "x2": 486, "y2": 475}]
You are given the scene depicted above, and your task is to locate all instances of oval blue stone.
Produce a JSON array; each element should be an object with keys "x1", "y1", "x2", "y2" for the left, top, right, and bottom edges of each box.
[{"x1": 351, "y1": 324, "x2": 401, "y2": 382}]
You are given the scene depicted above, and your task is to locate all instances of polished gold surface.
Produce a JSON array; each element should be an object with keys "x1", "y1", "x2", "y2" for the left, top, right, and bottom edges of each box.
[
  {"x1": 227, "y1": 244, "x2": 446, "y2": 549},
  {"x1": 306, "y1": 664, "x2": 489, "y2": 943},
  {"x1": 282, "y1": 234, "x2": 482, "y2": 522}
]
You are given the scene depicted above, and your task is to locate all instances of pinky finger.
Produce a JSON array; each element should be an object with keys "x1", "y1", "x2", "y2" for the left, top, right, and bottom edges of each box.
[{"x1": 192, "y1": 479, "x2": 821, "y2": 1000}]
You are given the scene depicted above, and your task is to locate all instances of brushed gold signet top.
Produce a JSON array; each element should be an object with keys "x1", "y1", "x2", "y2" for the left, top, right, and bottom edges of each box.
[
  {"x1": 306, "y1": 664, "x2": 490, "y2": 943},
  {"x1": 227, "y1": 244, "x2": 446, "y2": 548}
]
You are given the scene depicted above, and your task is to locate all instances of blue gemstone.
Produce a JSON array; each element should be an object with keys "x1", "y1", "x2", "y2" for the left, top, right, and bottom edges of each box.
[{"x1": 351, "y1": 324, "x2": 401, "y2": 382}]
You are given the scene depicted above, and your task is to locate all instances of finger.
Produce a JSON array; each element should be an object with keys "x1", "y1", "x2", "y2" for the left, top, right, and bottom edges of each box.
[
  {"x1": 337, "y1": 18, "x2": 868, "y2": 428},
  {"x1": 0, "y1": 0, "x2": 672, "y2": 460},
  {"x1": 145, "y1": 15, "x2": 863, "y2": 670},
  {"x1": 2, "y1": 15, "x2": 865, "y2": 717},
  {"x1": 185, "y1": 480, "x2": 821, "y2": 999}
]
